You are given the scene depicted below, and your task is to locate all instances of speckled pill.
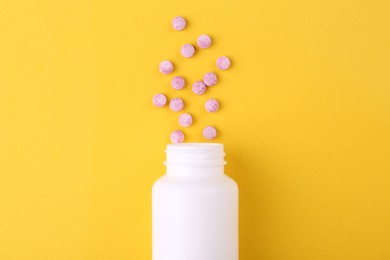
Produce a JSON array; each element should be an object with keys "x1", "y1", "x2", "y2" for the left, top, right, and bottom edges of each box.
[
  {"x1": 216, "y1": 56, "x2": 231, "y2": 70},
  {"x1": 203, "y1": 72, "x2": 217, "y2": 86},
  {"x1": 170, "y1": 130, "x2": 185, "y2": 143},
  {"x1": 178, "y1": 113, "x2": 193, "y2": 127},
  {"x1": 181, "y1": 44, "x2": 195, "y2": 58},
  {"x1": 203, "y1": 126, "x2": 217, "y2": 140},
  {"x1": 197, "y1": 34, "x2": 212, "y2": 49},
  {"x1": 172, "y1": 16, "x2": 186, "y2": 31},
  {"x1": 169, "y1": 98, "x2": 184, "y2": 112},
  {"x1": 152, "y1": 93, "x2": 167, "y2": 107},
  {"x1": 159, "y1": 60, "x2": 174, "y2": 74},
  {"x1": 192, "y1": 81, "x2": 207, "y2": 95},
  {"x1": 171, "y1": 76, "x2": 186, "y2": 90},
  {"x1": 205, "y1": 98, "x2": 219, "y2": 112}
]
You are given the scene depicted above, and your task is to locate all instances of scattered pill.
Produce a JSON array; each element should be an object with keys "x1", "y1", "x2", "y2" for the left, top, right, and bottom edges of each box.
[
  {"x1": 203, "y1": 72, "x2": 217, "y2": 86},
  {"x1": 169, "y1": 98, "x2": 184, "y2": 112},
  {"x1": 153, "y1": 17, "x2": 234, "y2": 142},
  {"x1": 203, "y1": 126, "x2": 217, "y2": 140},
  {"x1": 192, "y1": 81, "x2": 207, "y2": 95},
  {"x1": 205, "y1": 98, "x2": 219, "y2": 112},
  {"x1": 172, "y1": 16, "x2": 187, "y2": 31},
  {"x1": 178, "y1": 113, "x2": 193, "y2": 127},
  {"x1": 171, "y1": 76, "x2": 186, "y2": 90},
  {"x1": 216, "y1": 56, "x2": 231, "y2": 70},
  {"x1": 197, "y1": 34, "x2": 212, "y2": 49},
  {"x1": 159, "y1": 60, "x2": 174, "y2": 74},
  {"x1": 181, "y1": 44, "x2": 195, "y2": 58},
  {"x1": 170, "y1": 130, "x2": 185, "y2": 143},
  {"x1": 152, "y1": 93, "x2": 167, "y2": 107}
]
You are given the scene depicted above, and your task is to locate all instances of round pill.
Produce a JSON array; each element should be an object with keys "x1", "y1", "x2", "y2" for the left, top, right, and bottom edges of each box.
[
  {"x1": 172, "y1": 16, "x2": 186, "y2": 31},
  {"x1": 192, "y1": 81, "x2": 207, "y2": 95},
  {"x1": 159, "y1": 60, "x2": 174, "y2": 74},
  {"x1": 203, "y1": 72, "x2": 217, "y2": 86},
  {"x1": 169, "y1": 98, "x2": 184, "y2": 112},
  {"x1": 152, "y1": 93, "x2": 167, "y2": 108},
  {"x1": 205, "y1": 98, "x2": 219, "y2": 112},
  {"x1": 181, "y1": 44, "x2": 195, "y2": 58},
  {"x1": 178, "y1": 113, "x2": 193, "y2": 127},
  {"x1": 171, "y1": 76, "x2": 185, "y2": 90},
  {"x1": 170, "y1": 130, "x2": 185, "y2": 143},
  {"x1": 197, "y1": 34, "x2": 212, "y2": 49},
  {"x1": 216, "y1": 56, "x2": 231, "y2": 70},
  {"x1": 203, "y1": 126, "x2": 217, "y2": 140}
]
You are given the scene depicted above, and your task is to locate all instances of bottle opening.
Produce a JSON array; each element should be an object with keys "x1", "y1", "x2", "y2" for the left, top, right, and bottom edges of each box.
[{"x1": 165, "y1": 143, "x2": 226, "y2": 167}]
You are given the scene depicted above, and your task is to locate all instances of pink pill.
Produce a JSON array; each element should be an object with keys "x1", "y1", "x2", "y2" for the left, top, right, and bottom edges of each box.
[
  {"x1": 181, "y1": 44, "x2": 195, "y2": 58},
  {"x1": 203, "y1": 126, "x2": 217, "y2": 140},
  {"x1": 203, "y1": 72, "x2": 217, "y2": 86},
  {"x1": 197, "y1": 34, "x2": 212, "y2": 49},
  {"x1": 152, "y1": 93, "x2": 167, "y2": 108},
  {"x1": 178, "y1": 113, "x2": 193, "y2": 127},
  {"x1": 172, "y1": 16, "x2": 186, "y2": 31},
  {"x1": 205, "y1": 98, "x2": 219, "y2": 112},
  {"x1": 171, "y1": 76, "x2": 185, "y2": 90},
  {"x1": 170, "y1": 130, "x2": 185, "y2": 143},
  {"x1": 169, "y1": 98, "x2": 184, "y2": 112},
  {"x1": 192, "y1": 81, "x2": 207, "y2": 95},
  {"x1": 159, "y1": 60, "x2": 174, "y2": 74},
  {"x1": 216, "y1": 56, "x2": 231, "y2": 70}
]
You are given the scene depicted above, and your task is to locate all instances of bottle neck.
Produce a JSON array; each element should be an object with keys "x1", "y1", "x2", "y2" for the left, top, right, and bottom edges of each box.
[
  {"x1": 166, "y1": 164, "x2": 224, "y2": 177},
  {"x1": 164, "y1": 143, "x2": 226, "y2": 177}
]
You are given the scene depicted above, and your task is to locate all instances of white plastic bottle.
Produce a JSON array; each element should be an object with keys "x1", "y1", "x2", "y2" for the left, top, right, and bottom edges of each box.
[{"x1": 152, "y1": 143, "x2": 238, "y2": 260}]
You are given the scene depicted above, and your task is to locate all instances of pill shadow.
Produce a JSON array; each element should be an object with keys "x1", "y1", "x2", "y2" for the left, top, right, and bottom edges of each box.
[{"x1": 226, "y1": 145, "x2": 275, "y2": 259}]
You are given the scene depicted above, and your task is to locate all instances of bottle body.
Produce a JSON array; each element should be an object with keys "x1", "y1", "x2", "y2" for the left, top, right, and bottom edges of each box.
[{"x1": 152, "y1": 143, "x2": 238, "y2": 260}]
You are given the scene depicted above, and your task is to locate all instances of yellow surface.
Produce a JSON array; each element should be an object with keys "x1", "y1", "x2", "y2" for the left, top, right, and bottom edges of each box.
[{"x1": 1, "y1": 0, "x2": 390, "y2": 259}]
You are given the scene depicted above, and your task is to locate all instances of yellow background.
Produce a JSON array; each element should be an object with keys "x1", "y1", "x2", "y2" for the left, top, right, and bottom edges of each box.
[{"x1": 1, "y1": 0, "x2": 389, "y2": 259}]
